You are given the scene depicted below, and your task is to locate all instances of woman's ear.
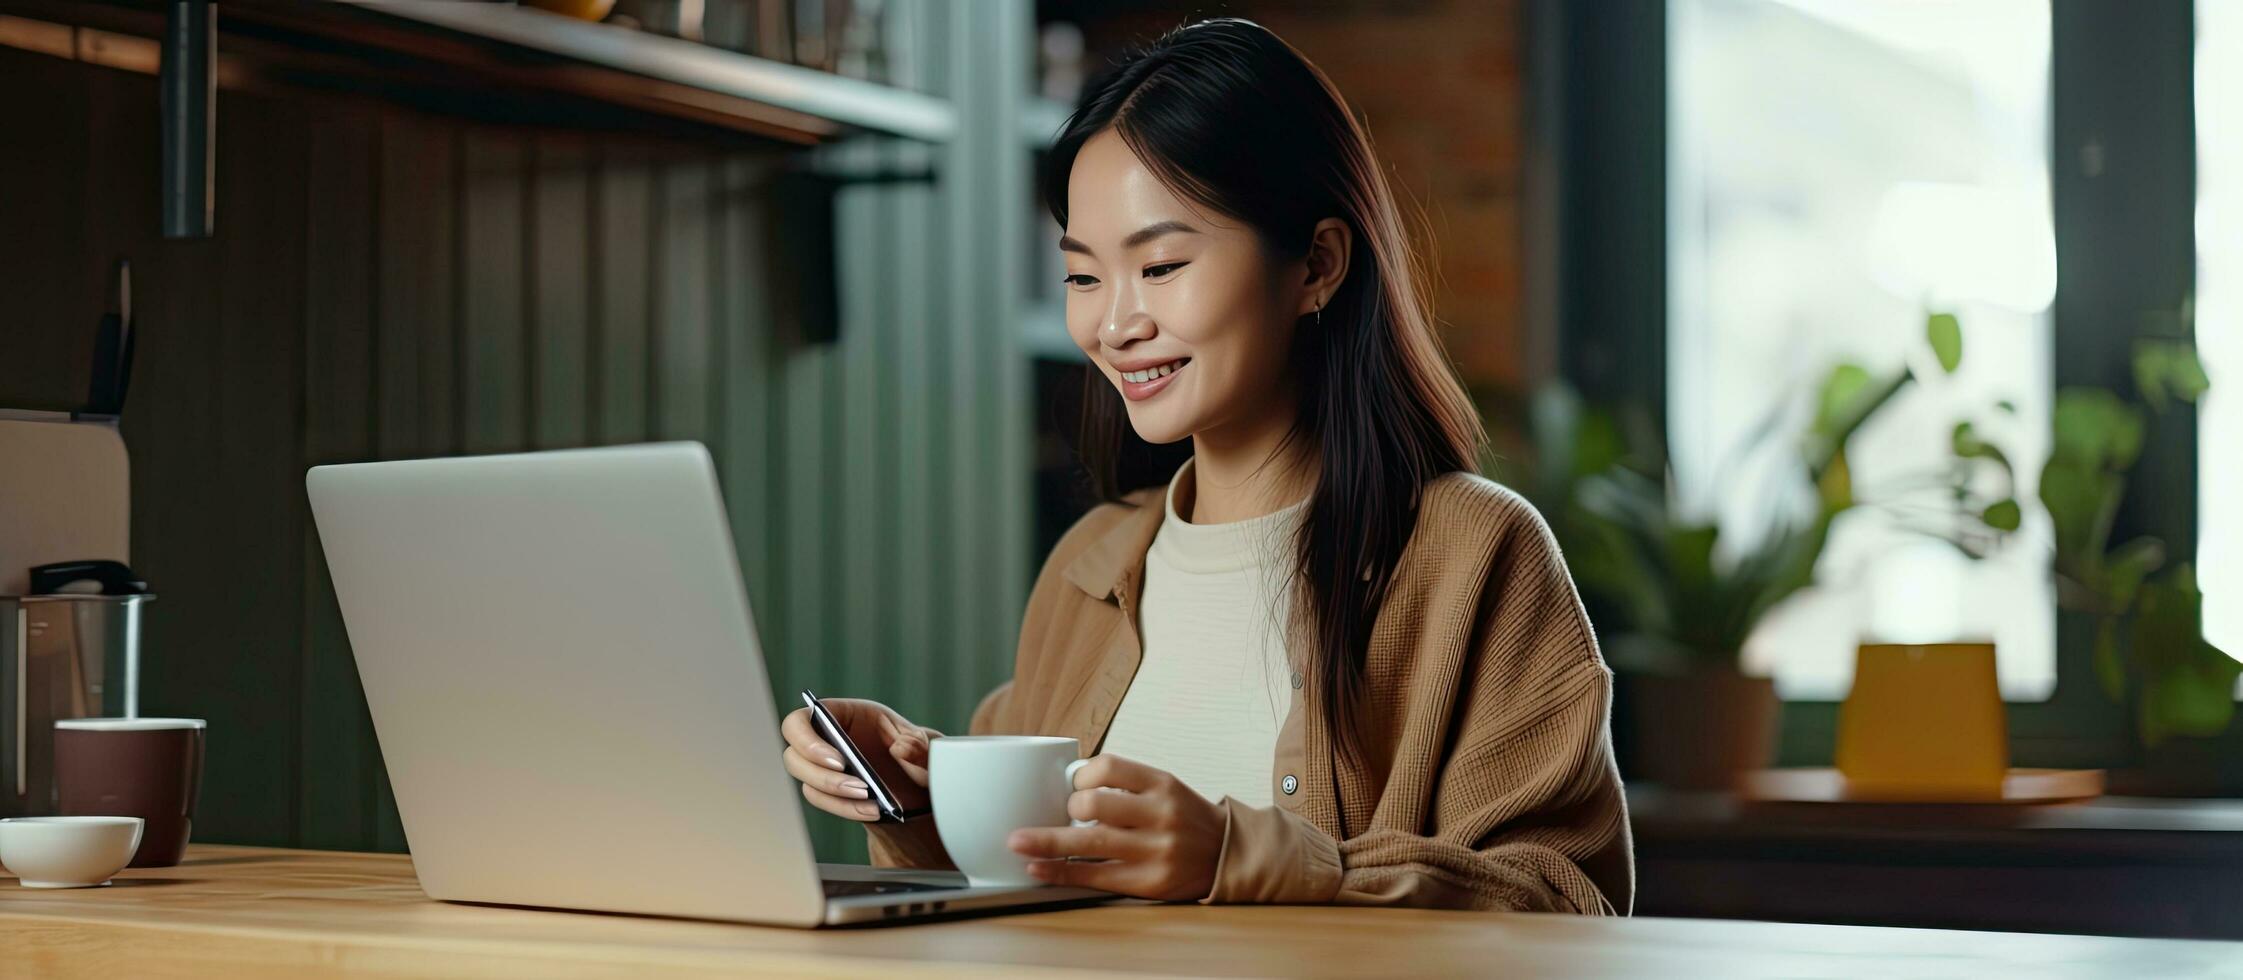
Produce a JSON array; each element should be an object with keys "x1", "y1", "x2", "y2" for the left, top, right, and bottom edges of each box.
[{"x1": 1299, "y1": 217, "x2": 1352, "y2": 316}]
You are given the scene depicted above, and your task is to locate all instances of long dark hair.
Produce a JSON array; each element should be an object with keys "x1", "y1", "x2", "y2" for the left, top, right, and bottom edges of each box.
[{"x1": 1041, "y1": 18, "x2": 1484, "y2": 765}]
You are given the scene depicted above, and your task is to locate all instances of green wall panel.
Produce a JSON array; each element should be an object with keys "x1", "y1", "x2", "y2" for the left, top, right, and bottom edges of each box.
[{"x1": 0, "y1": 0, "x2": 1036, "y2": 864}]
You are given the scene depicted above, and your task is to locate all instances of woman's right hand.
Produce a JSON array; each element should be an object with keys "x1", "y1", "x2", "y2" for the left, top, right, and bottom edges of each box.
[{"x1": 780, "y1": 698, "x2": 936, "y2": 822}]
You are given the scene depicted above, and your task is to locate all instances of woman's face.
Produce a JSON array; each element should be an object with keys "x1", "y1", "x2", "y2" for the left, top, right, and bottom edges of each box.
[{"x1": 1060, "y1": 128, "x2": 1305, "y2": 446}]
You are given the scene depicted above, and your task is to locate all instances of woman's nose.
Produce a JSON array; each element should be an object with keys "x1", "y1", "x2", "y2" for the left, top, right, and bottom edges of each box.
[
  {"x1": 1101, "y1": 313, "x2": 1157, "y2": 348},
  {"x1": 1100, "y1": 288, "x2": 1156, "y2": 347}
]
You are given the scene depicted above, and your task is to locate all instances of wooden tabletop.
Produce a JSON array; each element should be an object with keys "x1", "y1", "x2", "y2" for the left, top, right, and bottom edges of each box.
[{"x1": 4, "y1": 845, "x2": 2242, "y2": 978}]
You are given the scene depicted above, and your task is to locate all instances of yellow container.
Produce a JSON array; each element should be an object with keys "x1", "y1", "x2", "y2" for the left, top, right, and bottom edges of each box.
[
  {"x1": 524, "y1": 0, "x2": 618, "y2": 22},
  {"x1": 1835, "y1": 642, "x2": 2008, "y2": 798}
]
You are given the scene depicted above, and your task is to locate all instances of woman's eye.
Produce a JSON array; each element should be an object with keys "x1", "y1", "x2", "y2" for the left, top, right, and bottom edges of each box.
[
  {"x1": 1145, "y1": 262, "x2": 1187, "y2": 278},
  {"x1": 1063, "y1": 274, "x2": 1100, "y2": 288}
]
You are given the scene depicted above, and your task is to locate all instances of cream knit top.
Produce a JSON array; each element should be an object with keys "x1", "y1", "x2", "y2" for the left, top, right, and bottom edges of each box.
[{"x1": 1098, "y1": 458, "x2": 1306, "y2": 808}]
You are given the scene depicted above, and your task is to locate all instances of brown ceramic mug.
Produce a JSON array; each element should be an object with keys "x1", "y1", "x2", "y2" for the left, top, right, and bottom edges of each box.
[{"x1": 54, "y1": 718, "x2": 205, "y2": 867}]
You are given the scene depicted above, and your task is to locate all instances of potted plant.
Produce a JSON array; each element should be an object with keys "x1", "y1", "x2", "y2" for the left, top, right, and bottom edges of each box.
[
  {"x1": 2040, "y1": 333, "x2": 2235, "y2": 791},
  {"x1": 1514, "y1": 313, "x2": 2017, "y2": 789}
]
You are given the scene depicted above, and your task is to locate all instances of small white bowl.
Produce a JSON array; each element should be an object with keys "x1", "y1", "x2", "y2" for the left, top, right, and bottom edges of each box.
[{"x1": 0, "y1": 816, "x2": 145, "y2": 888}]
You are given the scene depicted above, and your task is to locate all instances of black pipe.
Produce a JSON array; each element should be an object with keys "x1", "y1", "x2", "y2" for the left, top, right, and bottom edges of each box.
[{"x1": 160, "y1": 0, "x2": 213, "y2": 239}]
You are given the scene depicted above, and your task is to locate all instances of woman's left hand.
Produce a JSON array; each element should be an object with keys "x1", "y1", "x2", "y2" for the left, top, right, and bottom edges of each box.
[{"x1": 1005, "y1": 754, "x2": 1225, "y2": 901}]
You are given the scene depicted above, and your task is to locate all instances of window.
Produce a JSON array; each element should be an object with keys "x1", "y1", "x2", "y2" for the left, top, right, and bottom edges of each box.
[
  {"x1": 1668, "y1": 0, "x2": 2055, "y2": 699},
  {"x1": 2200, "y1": 0, "x2": 2240, "y2": 660}
]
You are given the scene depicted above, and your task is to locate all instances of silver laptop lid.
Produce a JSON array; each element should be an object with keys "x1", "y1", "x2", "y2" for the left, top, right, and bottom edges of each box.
[{"x1": 308, "y1": 443, "x2": 825, "y2": 926}]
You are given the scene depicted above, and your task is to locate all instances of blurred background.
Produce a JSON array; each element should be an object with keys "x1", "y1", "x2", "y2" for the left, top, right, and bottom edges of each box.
[{"x1": 0, "y1": 0, "x2": 2233, "y2": 941}]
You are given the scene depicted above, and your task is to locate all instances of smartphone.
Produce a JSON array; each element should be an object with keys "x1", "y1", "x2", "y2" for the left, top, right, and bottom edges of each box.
[{"x1": 800, "y1": 690, "x2": 930, "y2": 823}]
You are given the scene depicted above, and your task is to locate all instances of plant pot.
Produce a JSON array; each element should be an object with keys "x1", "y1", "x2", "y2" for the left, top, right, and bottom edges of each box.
[{"x1": 1629, "y1": 667, "x2": 1779, "y2": 791}]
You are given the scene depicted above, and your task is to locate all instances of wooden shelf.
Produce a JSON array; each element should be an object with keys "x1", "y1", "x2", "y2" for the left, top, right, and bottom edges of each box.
[
  {"x1": 0, "y1": 0, "x2": 956, "y2": 145},
  {"x1": 1628, "y1": 786, "x2": 2243, "y2": 939},
  {"x1": 352, "y1": 2, "x2": 955, "y2": 144}
]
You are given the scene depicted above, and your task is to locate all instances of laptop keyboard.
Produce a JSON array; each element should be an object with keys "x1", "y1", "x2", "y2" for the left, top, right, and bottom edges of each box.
[{"x1": 821, "y1": 878, "x2": 951, "y2": 898}]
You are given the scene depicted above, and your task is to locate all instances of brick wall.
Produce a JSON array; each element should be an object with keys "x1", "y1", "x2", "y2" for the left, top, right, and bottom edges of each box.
[{"x1": 1042, "y1": 0, "x2": 1527, "y2": 386}]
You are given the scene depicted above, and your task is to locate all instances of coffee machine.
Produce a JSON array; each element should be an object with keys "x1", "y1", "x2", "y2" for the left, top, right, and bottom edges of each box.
[{"x1": 0, "y1": 561, "x2": 152, "y2": 817}]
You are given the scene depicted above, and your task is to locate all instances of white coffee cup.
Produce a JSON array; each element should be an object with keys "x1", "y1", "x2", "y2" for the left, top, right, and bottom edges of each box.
[{"x1": 929, "y1": 736, "x2": 1090, "y2": 887}]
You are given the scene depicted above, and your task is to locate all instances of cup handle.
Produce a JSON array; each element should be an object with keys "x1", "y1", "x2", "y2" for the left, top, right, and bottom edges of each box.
[{"x1": 1064, "y1": 758, "x2": 1096, "y2": 828}]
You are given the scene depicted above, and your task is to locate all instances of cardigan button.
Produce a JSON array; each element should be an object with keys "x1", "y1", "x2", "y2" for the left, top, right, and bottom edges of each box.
[{"x1": 1281, "y1": 774, "x2": 1298, "y2": 795}]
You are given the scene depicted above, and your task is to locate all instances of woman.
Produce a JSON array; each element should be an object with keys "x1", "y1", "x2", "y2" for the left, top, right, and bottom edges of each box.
[{"x1": 780, "y1": 17, "x2": 1631, "y2": 914}]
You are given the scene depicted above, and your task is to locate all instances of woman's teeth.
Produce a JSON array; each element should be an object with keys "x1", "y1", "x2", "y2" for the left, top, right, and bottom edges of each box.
[{"x1": 1121, "y1": 360, "x2": 1187, "y2": 383}]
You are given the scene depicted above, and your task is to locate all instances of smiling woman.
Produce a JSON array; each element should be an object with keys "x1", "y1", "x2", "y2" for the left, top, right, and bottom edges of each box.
[
  {"x1": 778, "y1": 17, "x2": 1632, "y2": 914},
  {"x1": 1053, "y1": 139, "x2": 1331, "y2": 458}
]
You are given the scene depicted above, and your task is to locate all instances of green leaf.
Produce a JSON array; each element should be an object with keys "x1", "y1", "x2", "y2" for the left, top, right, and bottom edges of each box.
[
  {"x1": 2051, "y1": 388, "x2": 2145, "y2": 473},
  {"x1": 1812, "y1": 364, "x2": 1874, "y2": 440},
  {"x1": 2142, "y1": 654, "x2": 2238, "y2": 745},
  {"x1": 1817, "y1": 449, "x2": 1853, "y2": 513},
  {"x1": 2094, "y1": 618, "x2": 2125, "y2": 703},
  {"x1": 1663, "y1": 523, "x2": 1721, "y2": 595},
  {"x1": 2105, "y1": 537, "x2": 2167, "y2": 610},
  {"x1": 2133, "y1": 565, "x2": 2202, "y2": 670},
  {"x1": 2135, "y1": 344, "x2": 2170, "y2": 412},
  {"x1": 1981, "y1": 498, "x2": 2022, "y2": 532},
  {"x1": 2131, "y1": 565, "x2": 2240, "y2": 745},
  {"x1": 2133, "y1": 342, "x2": 2210, "y2": 414},
  {"x1": 2173, "y1": 352, "x2": 2212, "y2": 402},
  {"x1": 1737, "y1": 512, "x2": 1835, "y2": 634},
  {"x1": 1951, "y1": 421, "x2": 2011, "y2": 469},
  {"x1": 1995, "y1": 399, "x2": 2018, "y2": 414},
  {"x1": 1806, "y1": 366, "x2": 1912, "y2": 478},
  {"x1": 2038, "y1": 459, "x2": 2122, "y2": 568},
  {"x1": 1927, "y1": 312, "x2": 1963, "y2": 373},
  {"x1": 1952, "y1": 421, "x2": 1982, "y2": 455}
]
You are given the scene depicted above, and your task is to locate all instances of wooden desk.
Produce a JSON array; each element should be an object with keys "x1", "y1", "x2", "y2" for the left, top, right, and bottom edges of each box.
[{"x1": 3, "y1": 844, "x2": 2241, "y2": 978}]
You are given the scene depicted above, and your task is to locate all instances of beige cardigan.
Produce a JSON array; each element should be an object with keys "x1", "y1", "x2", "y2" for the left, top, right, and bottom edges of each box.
[{"x1": 867, "y1": 472, "x2": 1634, "y2": 914}]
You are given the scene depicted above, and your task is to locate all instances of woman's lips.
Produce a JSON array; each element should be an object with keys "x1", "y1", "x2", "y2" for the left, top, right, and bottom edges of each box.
[{"x1": 1117, "y1": 358, "x2": 1188, "y2": 401}]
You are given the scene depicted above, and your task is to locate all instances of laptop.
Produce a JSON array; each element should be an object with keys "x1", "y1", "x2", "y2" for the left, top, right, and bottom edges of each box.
[{"x1": 306, "y1": 442, "x2": 1111, "y2": 926}]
